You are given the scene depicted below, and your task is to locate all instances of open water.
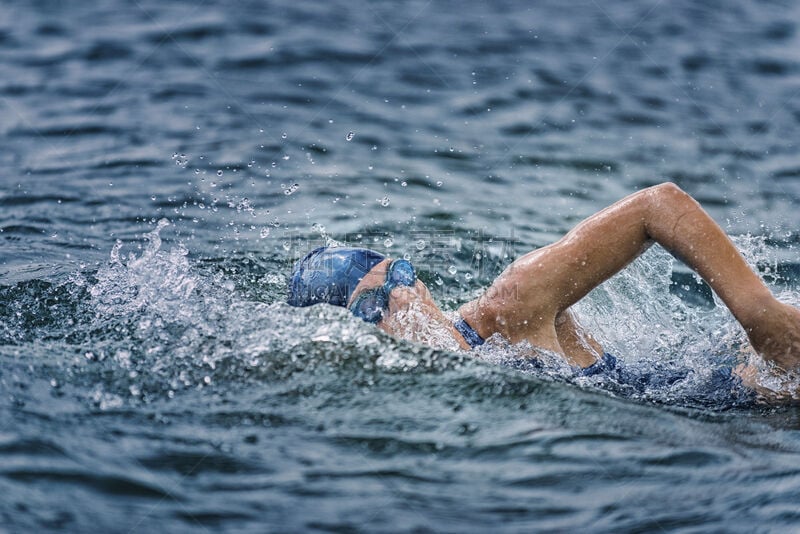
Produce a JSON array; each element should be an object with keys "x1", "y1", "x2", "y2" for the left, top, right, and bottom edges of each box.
[{"x1": 2, "y1": 0, "x2": 800, "y2": 531}]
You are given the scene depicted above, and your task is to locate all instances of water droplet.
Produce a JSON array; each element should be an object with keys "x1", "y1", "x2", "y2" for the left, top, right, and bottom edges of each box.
[
  {"x1": 434, "y1": 276, "x2": 443, "y2": 286},
  {"x1": 401, "y1": 181, "x2": 407, "y2": 187},
  {"x1": 282, "y1": 241, "x2": 291, "y2": 251},
  {"x1": 265, "y1": 273, "x2": 283, "y2": 285},
  {"x1": 448, "y1": 265, "x2": 457, "y2": 275},
  {"x1": 377, "y1": 196, "x2": 390, "y2": 207},
  {"x1": 217, "y1": 170, "x2": 223, "y2": 176},
  {"x1": 345, "y1": 131, "x2": 355, "y2": 141},
  {"x1": 281, "y1": 132, "x2": 288, "y2": 139},
  {"x1": 465, "y1": 273, "x2": 473, "y2": 280},
  {"x1": 416, "y1": 240, "x2": 426, "y2": 250},
  {"x1": 436, "y1": 180, "x2": 443, "y2": 187},
  {"x1": 171, "y1": 153, "x2": 189, "y2": 167},
  {"x1": 384, "y1": 237, "x2": 393, "y2": 248},
  {"x1": 284, "y1": 183, "x2": 300, "y2": 195}
]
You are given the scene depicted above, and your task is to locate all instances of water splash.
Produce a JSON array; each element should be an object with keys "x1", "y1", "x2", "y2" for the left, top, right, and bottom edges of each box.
[
  {"x1": 18, "y1": 219, "x2": 797, "y2": 411},
  {"x1": 90, "y1": 219, "x2": 197, "y2": 319},
  {"x1": 74, "y1": 220, "x2": 476, "y2": 407},
  {"x1": 310, "y1": 222, "x2": 345, "y2": 247},
  {"x1": 562, "y1": 237, "x2": 800, "y2": 406}
]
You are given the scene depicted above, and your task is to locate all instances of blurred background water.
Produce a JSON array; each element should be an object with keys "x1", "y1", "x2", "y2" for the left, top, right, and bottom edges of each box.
[{"x1": 2, "y1": 0, "x2": 800, "y2": 531}]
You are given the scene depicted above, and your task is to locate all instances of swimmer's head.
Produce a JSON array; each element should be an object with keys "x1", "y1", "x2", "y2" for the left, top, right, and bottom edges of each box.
[{"x1": 287, "y1": 246, "x2": 386, "y2": 308}]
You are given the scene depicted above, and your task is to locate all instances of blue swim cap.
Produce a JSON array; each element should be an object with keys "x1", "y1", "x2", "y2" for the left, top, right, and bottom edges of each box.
[{"x1": 287, "y1": 246, "x2": 386, "y2": 307}]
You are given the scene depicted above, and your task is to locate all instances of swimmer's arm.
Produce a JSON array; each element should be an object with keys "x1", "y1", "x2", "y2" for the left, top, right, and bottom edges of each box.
[
  {"x1": 521, "y1": 183, "x2": 773, "y2": 321},
  {"x1": 509, "y1": 183, "x2": 800, "y2": 370},
  {"x1": 466, "y1": 182, "x2": 800, "y2": 372}
]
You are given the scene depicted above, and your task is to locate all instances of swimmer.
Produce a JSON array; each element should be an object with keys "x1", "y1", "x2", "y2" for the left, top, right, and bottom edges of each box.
[{"x1": 288, "y1": 183, "x2": 800, "y2": 402}]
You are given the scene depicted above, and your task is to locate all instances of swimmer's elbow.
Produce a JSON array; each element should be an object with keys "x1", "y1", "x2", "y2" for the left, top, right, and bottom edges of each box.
[
  {"x1": 648, "y1": 182, "x2": 684, "y2": 197},
  {"x1": 645, "y1": 182, "x2": 695, "y2": 208}
]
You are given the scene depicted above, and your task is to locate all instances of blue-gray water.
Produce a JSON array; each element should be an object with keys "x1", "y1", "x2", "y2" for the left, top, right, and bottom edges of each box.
[{"x1": 3, "y1": 0, "x2": 800, "y2": 531}]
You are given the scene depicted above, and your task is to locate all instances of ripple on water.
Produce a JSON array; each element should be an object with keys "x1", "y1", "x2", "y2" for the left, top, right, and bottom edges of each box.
[{"x1": 2, "y1": 0, "x2": 800, "y2": 531}]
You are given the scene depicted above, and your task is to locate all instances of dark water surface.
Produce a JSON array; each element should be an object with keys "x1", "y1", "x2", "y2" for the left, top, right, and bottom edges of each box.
[{"x1": 3, "y1": 0, "x2": 800, "y2": 531}]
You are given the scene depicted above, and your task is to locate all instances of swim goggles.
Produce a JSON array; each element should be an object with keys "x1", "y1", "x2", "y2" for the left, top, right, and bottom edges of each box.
[{"x1": 348, "y1": 259, "x2": 416, "y2": 323}]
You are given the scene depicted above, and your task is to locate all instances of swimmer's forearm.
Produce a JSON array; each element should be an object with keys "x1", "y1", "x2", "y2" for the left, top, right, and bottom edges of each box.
[{"x1": 640, "y1": 185, "x2": 772, "y2": 325}]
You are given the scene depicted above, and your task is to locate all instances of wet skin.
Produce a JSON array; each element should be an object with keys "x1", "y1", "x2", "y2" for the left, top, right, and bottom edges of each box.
[
  {"x1": 349, "y1": 183, "x2": 800, "y2": 400},
  {"x1": 347, "y1": 259, "x2": 472, "y2": 350}
]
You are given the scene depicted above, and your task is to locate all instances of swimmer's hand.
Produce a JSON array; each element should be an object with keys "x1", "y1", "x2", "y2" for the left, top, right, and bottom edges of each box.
[
  {"x1": 378, "y1": 281, "x2": 471, "y2": 350},
  {"x1": 745, "y1": 299, "x2": 800, "y2": 373}
]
